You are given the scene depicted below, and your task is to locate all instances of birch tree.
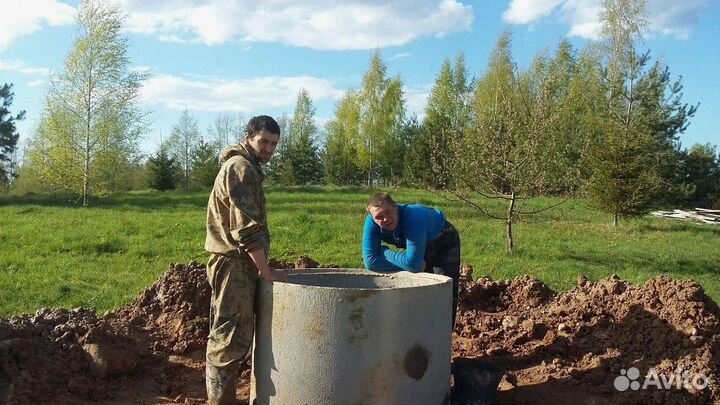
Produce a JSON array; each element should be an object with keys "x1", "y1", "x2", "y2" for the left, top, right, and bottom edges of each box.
[
  {"x1": 358, "y1": 50, "x2": 405, "y2": 186},
  {"x1": 29, "y1": 0, "x2": 147, "y2": 205},
  {"x1": 207, "y1": 112, "x2": 243, "y2": 155},
  {"x1": 324, "y1": 91, "x2": 363, "y2": 185},
  {"x1": 407, "y1": 54, "x2": 473, "y2": 188},
  {"x1": 167, "y1": 109, "x2": 200, "y2": 190}
]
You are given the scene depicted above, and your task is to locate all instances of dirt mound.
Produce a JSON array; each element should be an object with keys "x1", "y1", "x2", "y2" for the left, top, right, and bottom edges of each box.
[
  {"x1": 0, "y1": 261, "x2": 213, "y2": 405},
  {"x1": 106, "y1": 261, "x2": 210, "y2": 356},
  {"x1": 2, "y1": 259, "x2": 719, "y2": 405},
  {"x1": 0, "y1": 257, "x2": 334, "y2": 405},
  {"x1": 459, "y1": 266, "x2": 555, "y2": 312},
  {"x1": 455, "y1": 274, "x2": 720, "y2": 405},
  {"x1": 0, "y1": 307, "x2": 137, "y2": 404}
]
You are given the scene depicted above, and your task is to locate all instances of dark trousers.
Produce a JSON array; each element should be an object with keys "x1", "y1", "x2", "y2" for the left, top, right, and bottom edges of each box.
[{"x1": 424, "y1": 221, "x2": 460, "y2": 329}]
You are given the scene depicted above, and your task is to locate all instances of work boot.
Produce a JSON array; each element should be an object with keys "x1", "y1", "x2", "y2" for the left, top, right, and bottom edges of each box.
[{"x1": 206, "y1": 363, "x2": 238, "y2": 405}]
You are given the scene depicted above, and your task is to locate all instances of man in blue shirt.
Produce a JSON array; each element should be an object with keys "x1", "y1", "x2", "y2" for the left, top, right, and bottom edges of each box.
[{"x1": 362, "y1": 192, "x2": 461, "y2": 327}]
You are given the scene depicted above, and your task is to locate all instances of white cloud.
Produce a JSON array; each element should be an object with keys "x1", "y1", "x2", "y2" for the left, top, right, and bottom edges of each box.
[
  {"x1": 503, "y1": 0, "x2": 565, "y2": 25},
  {"x1": 503, "y1": 0, "x2": 709, "y2": 40},
  {"x1": 140, "y1": 74, "x2": 344, "y2": 112},
  {"x1": 118, "y1": 0, "x2": 473, "y2": 50},
  {"x1": 0, "y1": 59, "x2": 51, "y2": 76},
  {"x1": 27, "y1": 79, "x2": 45, "y2": 87},
  {"x1": 0, "y1": 0, "x2": 75, "y2": 51},
  {"x1": 390, "y1": 52, "x2": 412, "y2": 61},
  {"x1": 649, "y1": 0, "x2": 708, "y2": 40},
  {"x1": 404, "y1": 86, "x2": 430, "y2": 117}
]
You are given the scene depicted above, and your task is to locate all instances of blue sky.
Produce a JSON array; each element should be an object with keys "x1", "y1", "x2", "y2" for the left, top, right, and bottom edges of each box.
[{"x1": 1, "y1": 0, "x2": 718, "y2": 156}]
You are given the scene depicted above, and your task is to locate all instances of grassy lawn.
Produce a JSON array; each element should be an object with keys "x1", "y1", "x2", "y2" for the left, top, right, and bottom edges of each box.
[{"x1": 1, "y1": 187, "x2": 719, "y2": 316}]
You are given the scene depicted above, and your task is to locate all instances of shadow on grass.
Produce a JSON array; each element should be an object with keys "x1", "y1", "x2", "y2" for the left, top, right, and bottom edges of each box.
[
  {"x1": 0, "y1": 191, "x2": 210, "y2": 210},
  {"x1": 269, "y1": 185, "x2": 368, "y2": 194},
  {"x1": 561, "y1": 252, "x2": 720, "y2": 279},
  {"x1": 0, "y1": 186, "x2": 372, "y2": 210},
  {"x1": 634, "y1": 222, "x2": 720, "y2": 237}
]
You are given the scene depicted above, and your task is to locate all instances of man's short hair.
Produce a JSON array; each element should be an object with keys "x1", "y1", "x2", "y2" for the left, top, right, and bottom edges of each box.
[
  {"x1": 246, "y1": 115, "x2": 281, "y2": 137},
  {"x1": 367, "y1": 192, "x2": 396, "y2": 212}
]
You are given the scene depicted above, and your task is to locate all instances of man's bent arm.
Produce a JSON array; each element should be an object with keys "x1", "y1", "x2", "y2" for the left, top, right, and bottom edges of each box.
[
  {"x1": 362, "y1": 215, "x2": 402, "y2": 271},
  {"x1": 248, "y1": 248, "x2": 286, "y2": 282}
]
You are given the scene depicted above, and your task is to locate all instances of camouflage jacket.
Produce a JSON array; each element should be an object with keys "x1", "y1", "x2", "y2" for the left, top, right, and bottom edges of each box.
[{"x1": 205, "y1": 144, "x2": 270, "y2": 258}]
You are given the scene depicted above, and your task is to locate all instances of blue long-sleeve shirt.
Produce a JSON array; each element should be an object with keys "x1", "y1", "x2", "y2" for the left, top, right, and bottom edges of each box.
[{"x1": 362, "y1": 204, "x2": 445, "y2": 272}]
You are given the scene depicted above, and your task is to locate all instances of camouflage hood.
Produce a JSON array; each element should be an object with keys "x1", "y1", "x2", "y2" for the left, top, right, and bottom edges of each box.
[{"x1": 219, "y1": 143, "x2": 259, "y2": 165}]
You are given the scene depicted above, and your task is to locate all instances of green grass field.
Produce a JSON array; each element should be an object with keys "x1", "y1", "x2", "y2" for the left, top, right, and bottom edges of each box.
[{"x1": 1, "y1": 187, "x2": 719, "y2": 316}]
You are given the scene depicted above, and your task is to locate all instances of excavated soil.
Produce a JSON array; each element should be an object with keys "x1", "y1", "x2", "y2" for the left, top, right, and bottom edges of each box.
[{"x1": 1, "y1": 258, "x2": 719, "y2": 405}]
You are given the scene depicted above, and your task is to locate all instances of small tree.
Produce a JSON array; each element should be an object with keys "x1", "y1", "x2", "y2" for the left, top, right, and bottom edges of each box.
[
  {"x1": 586, "y1": 0, "x2": 665, "y2": 226},
  {"x1": 290, "y1": 89, "x2": 323, "y2": 185},
  {"x1": 146, "y1": 144, "x2": 177, "y2": 191},
  {"x1": 266, "y1": 113, "x2": 295, "y2": 185},
  {"x1": 324, "y1": 91, "x2": 363, "y2": 185},
  {"x1": 452, "y1": 32, "x2": 575, "y2": 254},
  {"x1": 207, "y1": 112, "x2": 243, "y2": 155},
  {"x1": 167, "y1": 109, "x2": 200, "y2": 190},
  {"x1": 0, "y1": 83, "x2": 25, "y2": 190},
  {"x1": 677, "y1": 144, "x2": 720, "y2": 208},
  {"x1": 400, "y1": 115, "x2": 424, "y2": 185},
  {"x1": 28, "y1": 0, "x2": 148, "y2": 205},
  {"x1": 190, "y1": 138, "x2": 220, "y2": 188},
  {"x1": 409, "y1": 54, "x2": 474, "y2": 189}
]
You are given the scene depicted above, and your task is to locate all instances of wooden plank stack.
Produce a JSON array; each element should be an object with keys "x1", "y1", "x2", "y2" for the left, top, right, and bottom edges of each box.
[{"x1": 650, "y1": 208, "x2": 720, "y2": 225}]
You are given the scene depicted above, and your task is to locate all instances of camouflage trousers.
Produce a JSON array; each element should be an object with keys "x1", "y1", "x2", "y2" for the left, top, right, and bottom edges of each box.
[
  {"x1": 424, "y1": 221, "x2": 461, "y2": 328},
  {"x1": 206, "y1": 253, "x2": 258, "y2": 369}
]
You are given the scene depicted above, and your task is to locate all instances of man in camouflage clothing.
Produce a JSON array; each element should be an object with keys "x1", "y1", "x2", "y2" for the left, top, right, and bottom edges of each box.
[{"x1": 204, "y1": 115, "x2": 286, "y2": 405}]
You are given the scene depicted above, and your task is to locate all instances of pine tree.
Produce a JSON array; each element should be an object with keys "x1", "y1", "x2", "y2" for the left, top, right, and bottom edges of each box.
[
  {"x1": 290, "y1": 89, "x2": 323, "y2": 184},
  {"x1": 587, "y1": 0, "x2": 672, "y2": 226},
  {"x1": 190, "y1": 138, "x2": 220, "y2": 189},
  {"x1": 147, "y1": 144, "x2": 178, "y2": 191},
  {"x1": 635, "y1": 60, "x2": 698, "y2": 204},
  {"x1": 0, "y1": 83, "x2": 25, "y2": 189}
]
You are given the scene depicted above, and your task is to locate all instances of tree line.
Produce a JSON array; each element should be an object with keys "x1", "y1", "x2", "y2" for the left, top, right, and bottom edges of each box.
[{"x1": 5, "y1": 0, "x2": 720, "y2": 239}]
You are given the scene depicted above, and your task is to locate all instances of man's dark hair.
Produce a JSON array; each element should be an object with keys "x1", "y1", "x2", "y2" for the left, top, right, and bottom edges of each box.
[
  {"x1": 366, "y1": 192, "x2": 396, "y2": 212},
  {"x1": 245, "y1": 115, "x2": 281, "y2": 137}
]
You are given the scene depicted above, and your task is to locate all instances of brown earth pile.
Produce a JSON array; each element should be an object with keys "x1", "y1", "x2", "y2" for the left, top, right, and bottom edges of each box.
[
  {"x1": 1, "y1": 259, "x2": 719, "y2": 405},
  {"x1": 455, "y1": 267, "x2": 720, "y2": 405},
  {"x1": 0, "y1": 261, "x2": 214, "y2": 405}
]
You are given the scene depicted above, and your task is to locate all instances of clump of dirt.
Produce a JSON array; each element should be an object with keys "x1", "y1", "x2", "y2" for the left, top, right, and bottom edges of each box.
[
  {"x1": 268, "y1": 254, "x2": 322, "y2": 269},
  {"x1": 2, "y1": 258, "x2": 719, "y2": 405},
  {"x1": 454, "y1": 274, "x2": 720, "y2": 405}
]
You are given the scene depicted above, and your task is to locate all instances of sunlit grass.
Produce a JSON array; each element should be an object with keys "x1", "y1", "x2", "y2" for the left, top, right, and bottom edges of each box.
[{"x1": 1, "y1": 187, "x2": 718, "y2": 316}]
